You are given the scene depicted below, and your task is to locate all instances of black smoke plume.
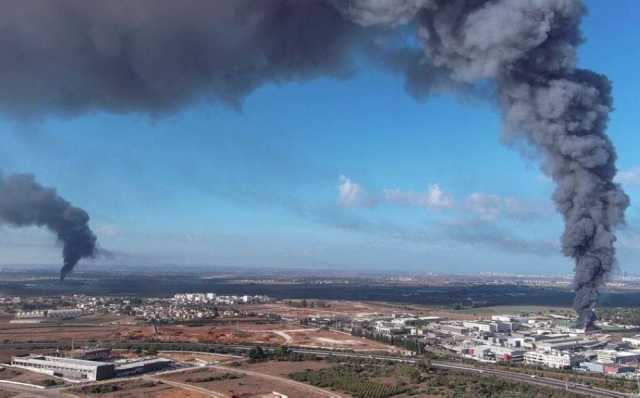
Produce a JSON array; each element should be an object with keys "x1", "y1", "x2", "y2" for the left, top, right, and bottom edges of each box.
[
  {"x1": 0, "y1": 173, "x2": 97, "y2": 279},
  {"x1": 0, "y1": 0, "x2": 629, "y2": 327}
]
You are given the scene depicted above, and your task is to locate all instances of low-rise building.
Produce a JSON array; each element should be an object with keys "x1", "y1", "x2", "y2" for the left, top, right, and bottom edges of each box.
[
  {"x1": 11, "y1": 355, "x2": 115, "y2": 381},
  {"x1": 622, "y1": 335, "x2": 640, "y2": 348},
  {"x1": 596, "y1": 350, "x2": 640, "y2": 364},
  {"x1": 114, "y1": 357, "x2": 173, "y2": 377},
  {"x1": 374, "y1": 321, "x2": 407, "y2": 336},
  {"x1": 578, "y1": 361, "x2": 604, "y2": 374},
  {"x1": 536, "y1": 337, "x2": 591, "y2": 352},
  {"x1": 70, "y1": 347, "x2": 112, "y2": 361},
  {"x1": 15, "y1": 310, "x2": 46, "y2": 319},
  {"x1": 524, "y1": 350, "x2": 582, "y2": 369},
  {"x1": 463, "y1": 320, "x2": 513, "y2": 334}
]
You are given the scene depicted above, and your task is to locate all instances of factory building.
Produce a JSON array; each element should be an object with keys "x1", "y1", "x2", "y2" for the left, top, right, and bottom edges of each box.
[
  {"x1": 70, "y1": 347, "x2": 113, "y2": 361},
  {"x1": 596, "y1": 350, "x2": 640, "y2": 364},
  {"x1": 462, "y1": 320, "x2": 513, "y2": 334},
  {"x1": 535, "y1": 338, "x2": 590, "y2": 352},
  {"x1": 622, "y1": 335, "x2": 640, "y2": 348},
  {"x1": 11, "y1": 355, "x2": 115, "y2": 381},
  {"x1": 114, "y1": 357, "x2": 173, "y2": 377}
]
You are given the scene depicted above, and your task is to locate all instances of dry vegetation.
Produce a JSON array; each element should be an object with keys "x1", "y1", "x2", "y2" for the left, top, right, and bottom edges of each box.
[
  {"x1": 161, "y1": 366, "x2": 337, "y2": 397},
  {"x1": 0, "y1": 366, "x2": 64, "y2": 387},
  {"x1": 72, "y1": 379, "x2": 208, "y2": 398}
]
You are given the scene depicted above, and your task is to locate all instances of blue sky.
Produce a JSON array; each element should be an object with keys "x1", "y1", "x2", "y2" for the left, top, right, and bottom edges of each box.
[{"x1": 0, "y1": 0, "x2": 638, "y2": 275}]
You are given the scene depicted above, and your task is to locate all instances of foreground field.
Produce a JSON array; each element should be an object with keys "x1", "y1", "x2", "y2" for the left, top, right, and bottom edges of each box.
[
  {"x1": 0, "y1": 366, "x2": 64, "y2": 388},
  {"x1": 153, "y1": 359, "x2": 588, "y2": 398},
  {"x1": 160, "y1": 364, "x2": 342, "y2": 398},
  {"x1": 71, "y1": 379, "x2": 209, "y2": 398},
  {"x1": 286, "y1": 359, "x2": 584, "y2": 398}
]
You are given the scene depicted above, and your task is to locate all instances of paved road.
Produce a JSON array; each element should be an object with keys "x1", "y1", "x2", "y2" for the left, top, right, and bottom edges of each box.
[
  {"x1": 146, "y1": 376, "x2": 228, "y2": 398},
  {"x1": 204, "y1": 363, "x2": 345, "y2": 398}
]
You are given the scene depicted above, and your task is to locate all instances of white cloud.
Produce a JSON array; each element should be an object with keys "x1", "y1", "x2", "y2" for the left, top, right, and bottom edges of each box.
[
  {"x1": 616, "y1": 167, "x2": 640, "y2": 186},
  {"x1": 465, "y1": 192, "x2": 545, "y2": 221},
  {"x1": 337, "y1": 175, "x2": 547, "y2": 222},
  {"x1": 383, "y1": 184, "x2": 454, "y2": 209},
  {"x1": 338, "y1": 175, "x2": 369, "y2": 208}
]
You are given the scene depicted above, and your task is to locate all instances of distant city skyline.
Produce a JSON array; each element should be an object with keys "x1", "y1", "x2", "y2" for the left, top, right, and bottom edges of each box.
[{"x1": 0, "y1": 0, "x2": 638, "y2": 276}]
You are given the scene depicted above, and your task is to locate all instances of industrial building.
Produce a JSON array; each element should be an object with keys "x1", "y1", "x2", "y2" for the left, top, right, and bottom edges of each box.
[
  {"x1": 462, "y1": 320, "x2": 513, "y2": 334},
  {"x1": 596, "y1": 350, "x2": 640, "y2": 364},
  {"x1": 114, "y1": 357, "x2": 173, "y2": 376},
  {"x1": 70, "y1": 347, "x2": 113, "y2": 361},
  {"x1": 524, "y1": 350, "x2": 583, "y2": 369},
  {"x1": 11, "y1": 355, "x2": 115, "y2": 381},
  {"x1": 11, "y1": 353, "x2": 173, "y2": 381}
]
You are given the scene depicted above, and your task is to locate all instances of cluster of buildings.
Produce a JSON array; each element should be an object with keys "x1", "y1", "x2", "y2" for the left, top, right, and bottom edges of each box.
[
  {"x1": 13, "y1": 308, "x2": 83, "y2": 323},
  {"x1": 172, "y1": 293, "x2": 271, "y2": 305},
  {"x1": 132, "y1": 293, "x2": 272, "y2": 322},
  {"x1": 423, "y1": 314, "x2": 640, "y2": 377},
  {"x1": 11, "y1": 348, "x2": 173, "y2": 381},
  {"x1": 318, "y1": 311, "x2": 640, "y2": 378},
  {"x1": 8, "y1": 293, "x2": 273, "y2": 323}
]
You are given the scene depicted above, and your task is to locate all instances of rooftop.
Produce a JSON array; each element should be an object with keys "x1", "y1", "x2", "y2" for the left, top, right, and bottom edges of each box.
[{"x1": 15, "y1": 355, "x2": 111, "y2": 367}]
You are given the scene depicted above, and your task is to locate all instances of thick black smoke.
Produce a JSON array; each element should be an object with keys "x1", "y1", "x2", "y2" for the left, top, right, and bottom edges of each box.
[
  {"x1": 0, "y1": 173, "x2": 97, "y2": 279},
  {"x1": 0, "y1": 0, "x2": 629, "y2": 327},
  {"x1": 0, "y1": 0, "x2": 361, "y2": 116}
]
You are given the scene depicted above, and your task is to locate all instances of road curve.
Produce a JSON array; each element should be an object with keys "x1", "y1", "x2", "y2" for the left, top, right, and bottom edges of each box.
[
  {"x1": 146, "y1": 375, "x2": 228, "y2": 398},
  {"x1": 205, "y1": 364, "x2": 346, "y2": 398}
]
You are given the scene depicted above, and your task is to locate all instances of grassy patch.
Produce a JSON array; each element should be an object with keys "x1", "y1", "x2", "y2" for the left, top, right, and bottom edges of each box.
[{"x1": 185, "y1": 372, "x2": 242, "y2": 383}]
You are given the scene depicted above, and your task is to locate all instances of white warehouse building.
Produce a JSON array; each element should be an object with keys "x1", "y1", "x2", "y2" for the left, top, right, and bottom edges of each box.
[{"x1": 11, "y1": 355, "x2": 115, "y2": 381}]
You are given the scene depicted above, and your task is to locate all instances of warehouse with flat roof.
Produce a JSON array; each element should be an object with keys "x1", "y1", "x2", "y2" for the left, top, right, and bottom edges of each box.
[{"x1": 11, "y1": 355, "x2": 115, "y2": 381}]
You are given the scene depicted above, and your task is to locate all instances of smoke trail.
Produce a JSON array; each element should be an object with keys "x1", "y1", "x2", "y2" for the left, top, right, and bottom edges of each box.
[
  {"x1": 0, "y1": 173, "x2": 97, "y2": 279},
  {"x1": 0, "y1": 0, "x2": 629, "y2": 327},
  {"x1": 342, "y1": 0, "x2": 630, "y2": 329}
]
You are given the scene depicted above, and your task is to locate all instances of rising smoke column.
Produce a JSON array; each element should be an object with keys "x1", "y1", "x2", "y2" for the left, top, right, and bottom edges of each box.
[
  {"x1": 0, "y1": 0, "x2": 629, "y2": 327},
  {"x1": 0, "y1": 173, "x2": 97, "y2": 280},
  {"x1": 345, "y1": 0, "x2": 629, "y2": 329}
]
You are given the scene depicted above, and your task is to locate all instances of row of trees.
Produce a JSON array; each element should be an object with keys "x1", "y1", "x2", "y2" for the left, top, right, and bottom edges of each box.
[{"x1": 290, "y1": 366, "x2": 409, "y2": 398}]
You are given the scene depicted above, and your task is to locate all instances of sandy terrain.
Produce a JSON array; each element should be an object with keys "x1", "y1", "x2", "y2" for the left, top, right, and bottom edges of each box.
[
  {"x1": 286, "y1": 329, "x2": 397, "y2": 352},
  {"x1": 162, "y1": 366, "x2": 343, "y2": 398},
  {"x1": 243, "y1": 301, "x2": 394, "y2": 320},
  {"x1": 155, "y1": 324, "x2": 284, "y2": 345},
  {"x1": 0, "y1": 367, "x2": 64, "y2": 387},
  {"x1": 71, "y1": 379, "x2": 208, "y2": 398},
  {"x1": 0, "y1": 300, "x2": 463, "y2": 354},
  {"x1": 0, "y1": 318, "x2": 152, "y2": 344},
  {"x1": 158, "y1": 351, "x2": 242, "y2": 365},
  {"x1": 240, "y1": 360, "x2": 332, "y2": 377}
]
